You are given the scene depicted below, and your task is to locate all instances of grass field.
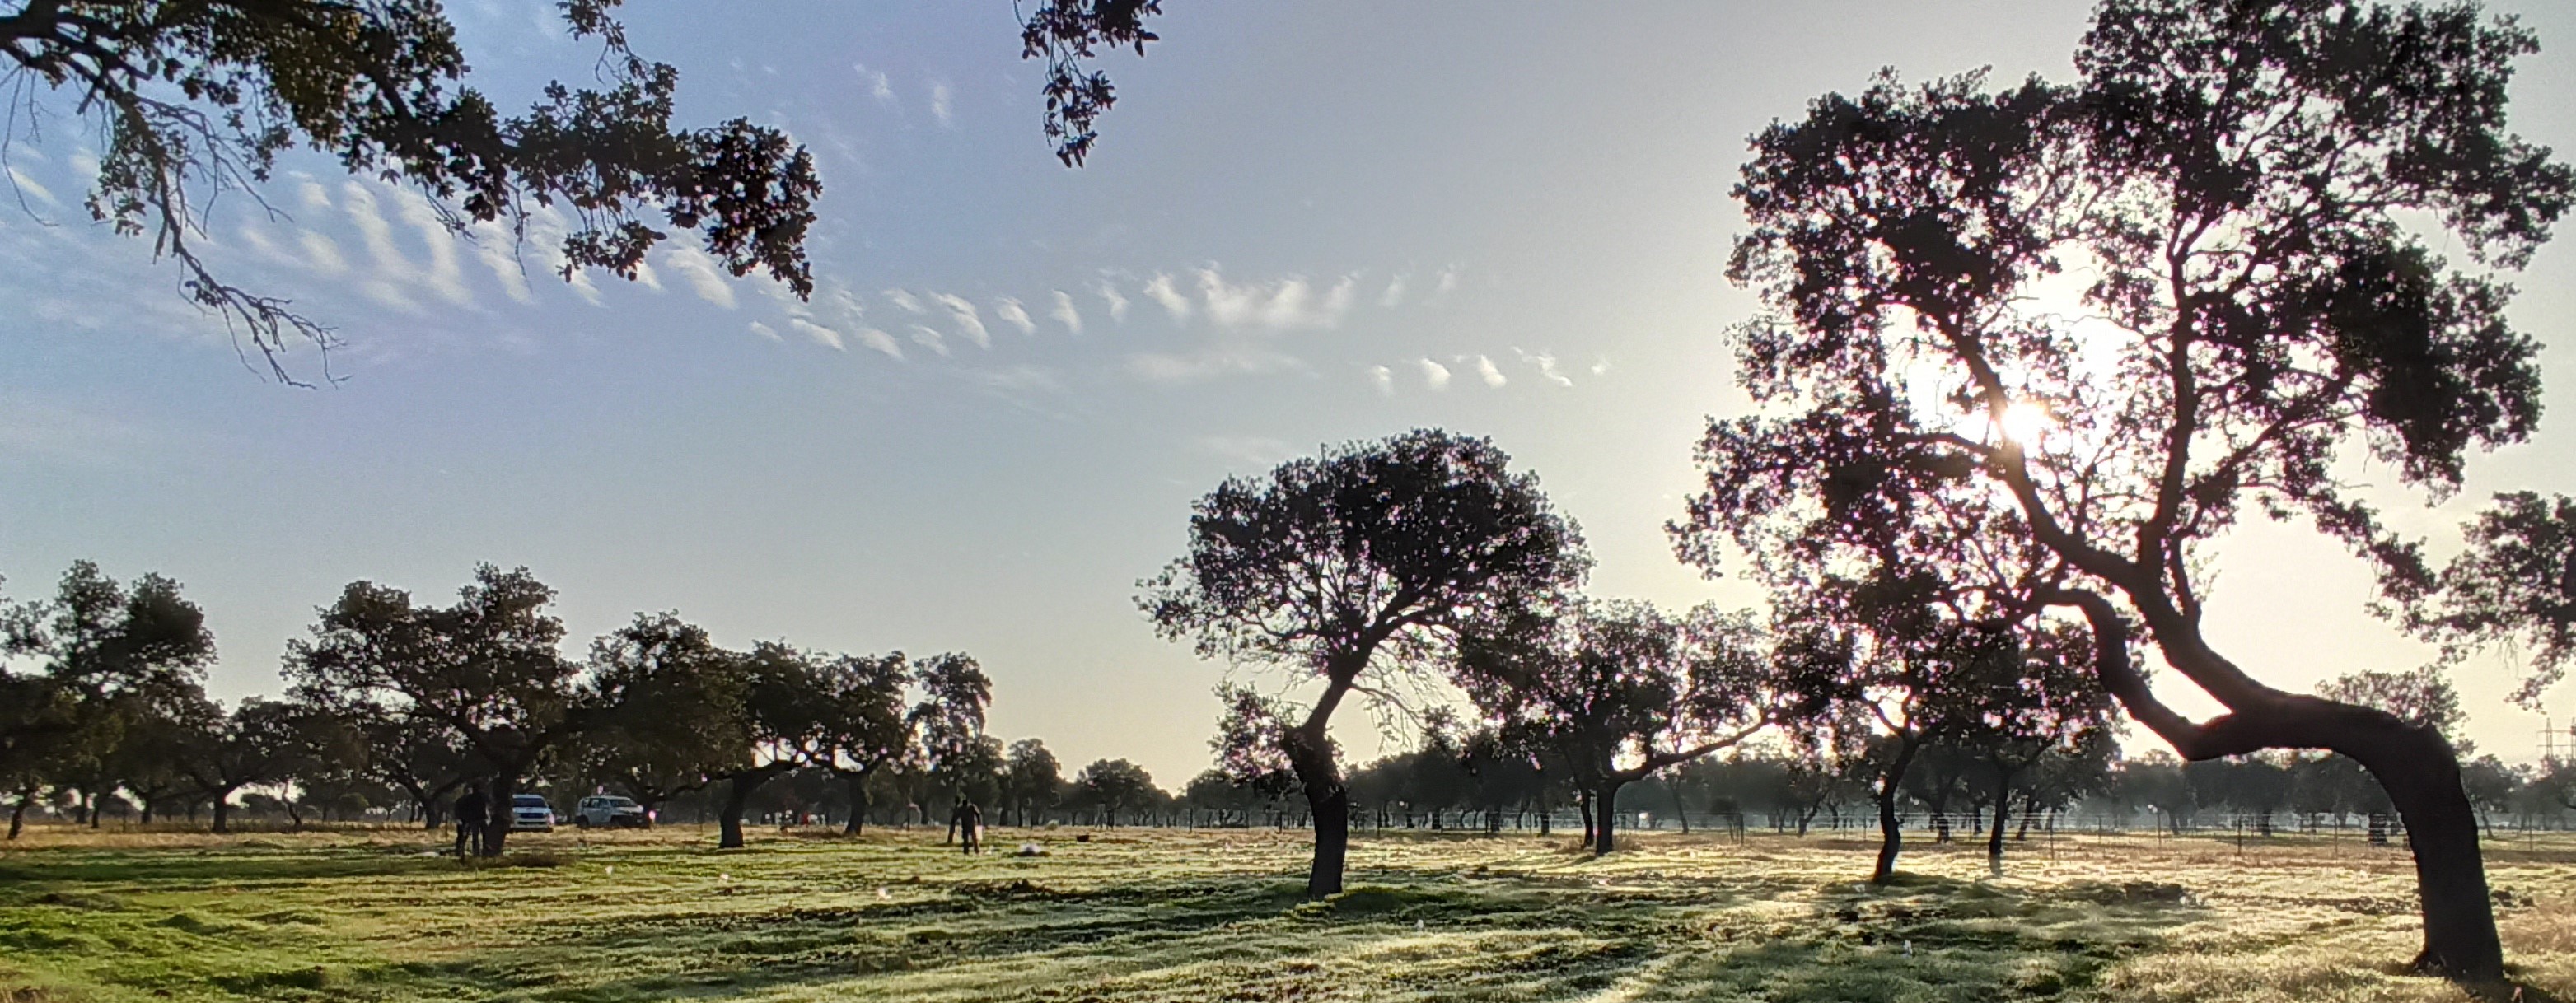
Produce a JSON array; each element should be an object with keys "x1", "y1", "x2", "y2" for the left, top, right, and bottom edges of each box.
[{"x1": 2, "y1": 823, "x2": 2570, "y2": 1002}]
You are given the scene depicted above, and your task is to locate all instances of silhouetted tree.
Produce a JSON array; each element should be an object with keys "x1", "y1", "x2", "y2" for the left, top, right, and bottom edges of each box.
[
  {"x1": 707, "y1": 643, "x2": 830, "y2": 848},
  {"x1": 908, "y1": 653, "x2": 994, "y2": 842},
  {"x1": 2, "y1": 562, "x2": 216, "y2": 837},
  {"x1": 1073, "y1": 758, "x2": 1157, "y2": 826},
  {"x1": 2401, "y1": 492, "x2": 2576, "y2": 709},
  {"x1": 1003, "y1": 738, "x2": 1064, "y2": 828},
  {"x1": 577, "y1": 613, "x2": 747, "y2": 823},
  {"x1": 1142, "y1": 429, "x2": 1588, "y2": 896},
  {"x1": 1684, "y1": 0, "x2": 2569, "y2": 976},
  {"x1": 812, "y1": 653, "x2": 913, "y2": 835},
  {"x1": 1951, "y1": 623, "x2": 2119, "y2": 872},
  {"x1": 1455, "y1": 599, "x2": 1775, "y2": 854},
  {"x1": 286, "y1": 565, "x2": 585, "y2": 856},
  {"x1": 180, "y1": 698, "x2": 303, "y2": 833}
]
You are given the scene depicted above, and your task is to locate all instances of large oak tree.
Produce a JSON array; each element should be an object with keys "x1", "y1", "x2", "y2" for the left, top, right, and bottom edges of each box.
[
  {"x1": 1141, "y1": 429, "x2": 1587, "y2": 897},
  {"x1": 1685, "y1": 0, "x2": 2570, "y2": 977}
]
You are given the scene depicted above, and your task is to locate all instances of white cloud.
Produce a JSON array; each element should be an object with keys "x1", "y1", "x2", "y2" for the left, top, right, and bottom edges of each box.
[
  {"x1": 932, "y1": 292, "x2": 990, "y2": 348},
  {"x1": 1050, "y1": 290, "x2": 1084, "y2": 334},
  {"x1": 909, "y1": 324, "x2": 951, "y2": 357},
  {"x1": 1096, "y1": 280, "x2": 1130, "y2": 323},
  {"x1": 1591, "y1": 357, "x2": 1612, "y2": 376},
  {"x1": 748, "y1": 320, "x2": 783, "y2": 342},
  {"x1": 995, "y1": 296, "x2": 1036, "y2": 335},
  {"x1": 297, "y1": 179, "x2": 332, "y2": 212},
  {"x1": 1381, "y1": 273, "x2": 1409, "y2": 307},
  {"x1": 789, "y1": 318, "x2": 846, "y2": 351},
  {"x1": 1436, "y1": 264, "x2": 1461, "y2": 296},
  {"x1": 341, "y1": 182, "x2": 420, "y2": 310},
  {"x1": 1474, "y1": 354, "x2": 1507, "y2": 388},
  {"x1": 930, "y1": 81, "x2": 953, "y2": 126},
  {"x1": 854, "y1": 327, "x2": 903, "y2": 359},
  {"x1": 1419, "y1": 357, "x2": 1452, "y2": 390},
  {"x1": 1515, "y1": 348, "x2": 1573, "y2": 387},
  {"x1": 523, "y1": 205, "x2": 602, "y2": 305},
  {"x1": 5, "y1": 167, "x2": 57, "y2": 207},
  {"x1": 298, "y1": 230, "x2": 351, "y2": 276},
  {"x1": 389, "y1": 187, "x2": 470, "y2": 306},
  {"x1": 465, "y1": 219, "x2": 535, "y2": 303},
  {"x1": 1193, "y1": 267, "x2": 1354, "y2": 330},
  {"x1": 1143, "y1": 273, "x2": 1191, "y2": 323},
  {"x1": 853, "y1": 63, "x2": 896, "y2": 108},
  {"x1": 1321, "y1": 273, "x2": 1357, "y2": 316},
  {"x1": 1368, "y1": 365, "x2": 1395, "y2": 395},
  {"x1": 884, "y1": 288, "x2": 927, "y2": 313},
  {"x1": 660, "y1": 245, "x2": 737, "y2": 309}
]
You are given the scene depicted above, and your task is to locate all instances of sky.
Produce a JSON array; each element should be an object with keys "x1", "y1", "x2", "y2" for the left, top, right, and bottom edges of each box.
[{"x1": 3, "y1": 0, "x2": 2575, "y2": 786}]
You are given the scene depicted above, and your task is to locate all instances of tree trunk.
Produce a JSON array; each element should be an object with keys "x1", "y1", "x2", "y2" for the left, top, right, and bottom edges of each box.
[
  {"x1": 2059, "y1": 590, "x2": 2504, "y2": 979},
  {"x1": 213, "y1": 790, "x2": 235, "y2": 835},
  {"x1": 720, "y1": 776, "x2": 754, "y2": 849},
  {"x1": 843, "y1": 774, "x2": 868, "y2": 835},
  {"x1": 1872, "y1": 739, "x2": 1919, "y2": 884},
  {"x1": 482, "y1": 777, "x2": 516, "y2": 856},
  {"x1": 1577, "y1": 787, "x2": 1595, "y2": 845},
  {"x1": 1593, "y1": 780, "x2": 1627, "y2": 856},
  {"x1": 7, "y1": 795, "x2": 26, "y2": 839},
  {"x1": 1285, "y1": 721, "x2": 1348, "y2": 899},
  {"x1": 1987, "y1": 769, "x2": 2013, "y2": 875}
]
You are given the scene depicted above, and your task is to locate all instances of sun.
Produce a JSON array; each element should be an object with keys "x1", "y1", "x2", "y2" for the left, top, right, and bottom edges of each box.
[{"x1": 1994, "y1": 400, "x2": 2056, "y2": 450}]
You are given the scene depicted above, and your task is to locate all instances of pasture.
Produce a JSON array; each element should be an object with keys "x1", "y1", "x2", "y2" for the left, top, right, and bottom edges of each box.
[{"x1": 1, "y1": 825, "x2": 2570, "y2": 1002}]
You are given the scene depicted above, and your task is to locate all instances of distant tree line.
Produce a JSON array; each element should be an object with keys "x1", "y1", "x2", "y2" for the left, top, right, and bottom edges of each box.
[{"x1": 0, "y1": 562, "x2": 1016, "y2": 852}]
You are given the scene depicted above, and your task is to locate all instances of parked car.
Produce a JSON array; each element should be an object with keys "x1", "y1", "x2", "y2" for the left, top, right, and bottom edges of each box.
[
  {"x1": 509, "y1": 794, "x2": 556, "y2": 833},
  {"x1": 573, "y1": 795, "x2": 649, "y2": 829}
]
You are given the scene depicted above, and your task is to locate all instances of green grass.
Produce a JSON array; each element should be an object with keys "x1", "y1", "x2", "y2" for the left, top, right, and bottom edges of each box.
[{"x1": 1, "y1": 824, "x2": 2570, "y2": 1001}]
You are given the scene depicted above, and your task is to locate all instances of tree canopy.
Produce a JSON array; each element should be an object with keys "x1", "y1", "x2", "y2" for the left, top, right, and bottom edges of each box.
[
  {"x1": 0, "y1": 0, "x2": 1166, "y2": 380},
  {"x1": 1679, "y1": 0, "x2": 2569, "y2": 978},
  {"x1": 1142, "y1": 428, "x2": 1588, "y2": 896}
]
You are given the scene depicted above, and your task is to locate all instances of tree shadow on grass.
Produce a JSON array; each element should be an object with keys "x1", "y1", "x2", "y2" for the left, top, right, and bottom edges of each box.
[
  {"x1": 0, "y1": 848, "x2": 459, "y2": 892},
  {"x1": 311, "y1": 867, "x2": 2206, "y2": 1002}
]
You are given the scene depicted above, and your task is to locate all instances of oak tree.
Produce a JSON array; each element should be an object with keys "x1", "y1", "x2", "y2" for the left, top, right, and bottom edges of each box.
[
  {"x1": 1688, "y1": 0, "x2": 2570, "y2": 976},
  {"x1": 1142, "y1": 429, "x2": 1587, "y2": 896}
]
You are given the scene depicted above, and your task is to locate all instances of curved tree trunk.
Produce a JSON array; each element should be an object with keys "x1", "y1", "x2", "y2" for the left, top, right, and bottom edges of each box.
[
  {"x1": 7, "y1": 795, "x2": 28, "y2": 839},
  {"x1": 1872, "y1": 739, "x2": 1919, "y2": 884},
  {"x1": 212, "y1": 790, "x2": 235, "y2": 835},
  {"x1": 1284, "y1": 721, "x2": 1349, "y2": 898},
  {"x1": 2058, "y1": 588, "x2": 2502, "y2": 980}
]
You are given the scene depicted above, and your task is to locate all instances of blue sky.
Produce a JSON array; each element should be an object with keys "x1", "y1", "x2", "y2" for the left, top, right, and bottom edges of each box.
[{"x1": 3, "y1": 0, "x2": 2574, "y2": 782}]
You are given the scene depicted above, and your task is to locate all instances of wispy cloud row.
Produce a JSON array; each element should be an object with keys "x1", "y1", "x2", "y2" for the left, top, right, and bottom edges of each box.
[{"x1": 1366, "y1": 348, "x2": 1609, "y2": 396}]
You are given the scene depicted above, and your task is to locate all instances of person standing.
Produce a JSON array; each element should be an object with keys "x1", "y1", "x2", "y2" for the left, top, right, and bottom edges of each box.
[
  {"x1": 956, "y1": 801, "x2": 983, "y2": 855},
  {"x1": 452, "y1": 786, "x2": 489, "y2": 858}
]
